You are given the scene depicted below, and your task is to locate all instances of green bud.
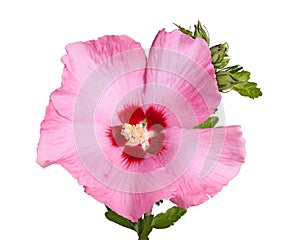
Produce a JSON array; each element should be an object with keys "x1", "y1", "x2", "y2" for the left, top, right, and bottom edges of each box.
[
  {"x1": 193, "y1": 20, "x2": 210, "y2": 45},
  {"x1": 210, "y1": 42, "x2": 230, "y2": 69},
  {"x1": 174, "y1": 20, "x2": 210, "y2": 45},
  {"x1": 216, "y1": 71, "x2": 240, "y2": 91}
]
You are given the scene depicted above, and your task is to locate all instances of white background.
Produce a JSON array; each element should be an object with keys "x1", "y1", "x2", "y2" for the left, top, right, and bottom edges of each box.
[{"x1": 1, "y1": 0, "x2": 299, "y2": 239}]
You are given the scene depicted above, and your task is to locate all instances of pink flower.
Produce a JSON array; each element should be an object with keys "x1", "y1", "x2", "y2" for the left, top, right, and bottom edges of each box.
[{"x1": 37, "y1": 29, "x2": 245, "y2": 222}]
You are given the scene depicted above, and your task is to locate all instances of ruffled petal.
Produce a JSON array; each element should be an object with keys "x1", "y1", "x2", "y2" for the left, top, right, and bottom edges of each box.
[
  {"x1": 61, "y1": 35, "x2": 145, "y2": 93},
  {"x1": 145, "y1": 29, "x2": 221, "y2": 128},
  {"x1": 169, "y1": 126, "x2": 245, "y2": 208},
  {"x1": 84, "y1": 182, "x2": 175, "y2": 222},
  {"x1": 37, "y1": 101, "x2": 101, "y2": 188},
  {"x1": 53, "y1": 35, "x2": 146, "y2": 121},
  {"x1": 37, "y1": 102, "x2": 77, "y2": 167}
]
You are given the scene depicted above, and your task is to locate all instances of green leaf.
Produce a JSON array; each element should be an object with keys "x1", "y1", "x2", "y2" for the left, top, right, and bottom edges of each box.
[
  {"x1": 105, "y1": 207, "x2": 136, "y2": 231},
  {"x1": 151, "y1": 206, "x2": 187, "y2": 229},
  {"x1": 194, "y1": 116, "x2": 219, "y2": 129},
  {"x1": 232, "y1": 70, "x2": 250, "y2": 83},
  {"x1": 233, "y1": 82, "x2": 263, "y2": 99}
]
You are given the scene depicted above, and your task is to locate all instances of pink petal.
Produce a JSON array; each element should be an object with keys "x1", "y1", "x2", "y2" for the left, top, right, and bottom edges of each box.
[
  {"x1": 145, "y1": 29, "x2": 221, "y2": 128},
  {"x1": 61, "y1": 35, "x2": 145, "y2": 93},
  {"x1": 84, "y1": 183, "x2": 175, "y2": 222},
  {"x1": 93, "y1": 70, "x2": 146, "y2": 127},
  {"x1": 50, "y1": 35, "x2": 147, "y2": 121},
  {"x1": 37, "y1": 102, "x2": 77, "y2": 167},
  {"x1": 169, "y1": 126, "x2": 245, "y2": 208}
]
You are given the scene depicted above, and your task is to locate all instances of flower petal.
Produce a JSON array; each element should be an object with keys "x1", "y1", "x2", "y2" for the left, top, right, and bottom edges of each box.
[
  {"x1": 169, "y1": 126, "x2": 245, "y2": 208},
  {"x1": 53, "y1": 35, "x2": 147, "y2": 121},
  {"x1": 61, "y1": 35, "x2": 145, "y2": 93},
  {"x1": 84, "y1": 183, "x2": 175, "y2": 222},
  {"x1": 145, "y1": 29, "x2": 221, "y2": 127},
  {"x1": 37, "y1": 102, "x2": 77, "y2": 167}
]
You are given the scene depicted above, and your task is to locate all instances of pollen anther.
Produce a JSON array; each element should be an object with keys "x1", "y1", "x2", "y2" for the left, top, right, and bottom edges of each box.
[{"x1": 121, "y1": 122, "x2": 150, "y2": 150}]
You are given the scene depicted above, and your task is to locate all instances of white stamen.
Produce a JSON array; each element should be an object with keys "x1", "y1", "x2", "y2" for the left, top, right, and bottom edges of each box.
[{"x1": 121, "y1": 122, "x2": 151, "y2": 151}]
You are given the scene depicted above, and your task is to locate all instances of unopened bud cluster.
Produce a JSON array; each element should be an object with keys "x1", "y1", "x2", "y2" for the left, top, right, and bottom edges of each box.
[
  {"x1": 216, "y1": 71, "x2": 239, "y2": 91},
  {"x1": 210, "y1": 42, "x2": 230, "y2": 69}
]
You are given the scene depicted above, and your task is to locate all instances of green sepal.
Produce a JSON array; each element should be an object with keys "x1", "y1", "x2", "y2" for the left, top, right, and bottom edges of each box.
[
  {"x1": 151, "y1": 206, "x2": 187, "y2": 229},
  {"x1": 193, "y1": 20, "x2": 210, "y2": 45},
  {"x1": 173, "y1": 23, "x2": 193, "y2": 38},
  {"x1": 174, "y1": 20, "x2": 210, "y2": 45},
  {"x1": 105, "y1": 207, "x2": 136, "y2": 231},
  {"x1": 194, "y1": 116, "x2": 219, "y2": 129},
  {"x1": 223, "y1": 65, "x2": 244, "y2": 74},
  {"x1": 233, "y1": 82, "x2": 263, "y2": 99}
]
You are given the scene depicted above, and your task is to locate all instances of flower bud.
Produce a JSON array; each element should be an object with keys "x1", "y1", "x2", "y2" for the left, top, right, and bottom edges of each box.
[
  {"x1": 193, "y1": 21, "x2": 210, "y2": 45},
  {"x1": 216, "y1": 70, "x2": 239, "y2": 91},
  {"x1": 210, "y1": 42, "x2": 230, "y2": 69}
]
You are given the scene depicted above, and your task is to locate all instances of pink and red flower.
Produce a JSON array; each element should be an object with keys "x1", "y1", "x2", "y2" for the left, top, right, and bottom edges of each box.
[{"x1": 37, "y1": 29, "x2": 245, "y2": 222}]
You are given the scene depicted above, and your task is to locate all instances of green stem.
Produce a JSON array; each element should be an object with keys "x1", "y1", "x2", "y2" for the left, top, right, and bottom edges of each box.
[{"x1": 137, "y1": 210, "x2": 153, "y2": 240}]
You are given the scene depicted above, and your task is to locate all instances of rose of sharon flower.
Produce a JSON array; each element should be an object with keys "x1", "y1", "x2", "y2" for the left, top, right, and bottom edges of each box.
[{"x1": 37, "y1": 29, "x2": 245, "y2": 222}]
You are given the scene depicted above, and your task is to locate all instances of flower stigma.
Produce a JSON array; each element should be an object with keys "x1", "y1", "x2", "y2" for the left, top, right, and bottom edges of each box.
[{"x1": 121, "y1": 120, "x2": 152, "y2": 151}]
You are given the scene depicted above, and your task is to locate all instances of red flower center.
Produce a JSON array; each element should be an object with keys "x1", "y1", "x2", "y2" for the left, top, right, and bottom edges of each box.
[{"x1": 109, "y1": 105, "x2": 167, "y2": 164}]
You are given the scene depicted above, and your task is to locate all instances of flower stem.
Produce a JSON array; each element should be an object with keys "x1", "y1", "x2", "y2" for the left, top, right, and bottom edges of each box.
[{"x1": 137, "y1": 209, "x2": 153, "y2": 240}]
